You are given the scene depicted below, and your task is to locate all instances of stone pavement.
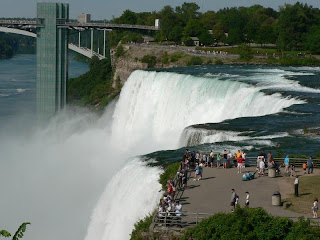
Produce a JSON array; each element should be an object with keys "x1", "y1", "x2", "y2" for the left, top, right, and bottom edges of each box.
[{"x1": 179, "y1": 166, "x2": 319, "y2": 221}]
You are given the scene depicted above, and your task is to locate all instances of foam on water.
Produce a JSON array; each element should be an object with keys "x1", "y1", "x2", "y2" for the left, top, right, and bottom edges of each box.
[
  {"x1": 242, "y1": 68, "x2": 320, "y2": 93},
  {"x1": 180, "y1": 126, "x2": 289, "y2": 147}
]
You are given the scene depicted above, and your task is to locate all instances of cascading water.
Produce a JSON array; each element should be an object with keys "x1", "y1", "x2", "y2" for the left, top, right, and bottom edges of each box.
[
  {"x1": 0, "y1": 69, "x2": 307, "y2": 240},
  {"x1": 84, "y1": 70, "x2": 303, "y2": 240}
]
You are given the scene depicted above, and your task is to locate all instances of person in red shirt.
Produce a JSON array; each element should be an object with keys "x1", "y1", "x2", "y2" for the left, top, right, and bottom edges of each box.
[{"x1": 237, "y1": 156, "x2": 243, "y2": 173}]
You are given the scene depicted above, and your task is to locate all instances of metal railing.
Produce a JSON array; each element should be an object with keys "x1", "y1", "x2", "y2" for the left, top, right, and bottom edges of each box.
[
  {"x1": 244, "y1": 157, "x2": 320, "y2": 168},
  {"x1": 0, "y1": 20, "x2": 159, "y2": 31},
  {"x1": 151, "y1": 211, "x2": 213, "y2": 231},
  {"x1": 60, "y1": 22, "x2": 159, "y2": 31}
]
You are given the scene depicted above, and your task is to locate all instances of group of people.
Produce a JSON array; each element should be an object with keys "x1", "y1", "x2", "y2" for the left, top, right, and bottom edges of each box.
[
  {"x1": 181, "y1": 149, "x2": 248, "y2": 175},
  {"x1": 157, "y1": 178, "x2": 183, "y2": 225},
  {"x1": 231, "y1": 189, "x2": 250, "y2": 212},
  {"x1": 158, "y1": 192, "x2": 182, "y2": 219}
]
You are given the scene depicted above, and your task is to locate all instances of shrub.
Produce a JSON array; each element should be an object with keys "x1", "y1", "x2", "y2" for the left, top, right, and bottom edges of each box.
[
  {"x1": 141, "y1": 55, "x2": 157, "y2": 68},
  {"x1": 159, "y1": 162, "x2": 180, "y2": 190},
  {"x1": 187, "y1": 56, "x2": 203, "y2": 66},
  {"x1": 115, "y1": 45, "x2": 125, "y2": 58},
  {"x1": 206, "y1": 58, "x2": 213, "y2": 64},
  {"x1": 238, "y1": 43, "x2": 253, "y2": 61},
  {"x1": 161, "y1": 51, "x2": 169, "y2": 64},
  {"x1": 170, "y1": 52, "x2": 185, "y2": 62},
  {"x1": 130, "y1": 215, "x2": 153, "y2": 240},
  {"x1": 215, "y1": 59, "x2": 223, "y2": 65},
  {"x1": 183, "y1": 207, "x2": 320, "y2": 240}
]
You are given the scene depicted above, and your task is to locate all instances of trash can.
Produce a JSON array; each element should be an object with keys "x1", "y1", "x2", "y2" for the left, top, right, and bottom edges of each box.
[
  {"x1": 268, "y1": 168, "x2": 276, "y2": 178},
  {"x1": 272, "y1": 191, "x2": 281, "y2": 206}
]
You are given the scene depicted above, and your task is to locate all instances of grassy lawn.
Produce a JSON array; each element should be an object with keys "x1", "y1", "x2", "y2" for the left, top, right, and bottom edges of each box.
[{"x1": 284, "y1": 175, "x2": 320, "y2": 214}]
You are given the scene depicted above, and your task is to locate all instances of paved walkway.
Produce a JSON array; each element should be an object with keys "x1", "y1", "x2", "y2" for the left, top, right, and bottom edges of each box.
[{"x1": 180, "y1": 166, "x2": 319, "y2": 221}]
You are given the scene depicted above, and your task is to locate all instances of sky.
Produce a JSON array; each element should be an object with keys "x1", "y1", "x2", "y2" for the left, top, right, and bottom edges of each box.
[{"x1": 0, "y1": 0, "x2": 320, "y2": 20}]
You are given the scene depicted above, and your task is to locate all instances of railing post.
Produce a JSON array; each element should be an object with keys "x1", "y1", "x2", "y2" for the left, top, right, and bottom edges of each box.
[{"x1": 164, "y1": 212, "x2": 167, "y2": 227}]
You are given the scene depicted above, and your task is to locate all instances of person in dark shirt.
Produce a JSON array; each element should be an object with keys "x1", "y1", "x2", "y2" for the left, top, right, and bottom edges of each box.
[{"x1": 307, "y1": 156, "x2": 314, "y2": 174}]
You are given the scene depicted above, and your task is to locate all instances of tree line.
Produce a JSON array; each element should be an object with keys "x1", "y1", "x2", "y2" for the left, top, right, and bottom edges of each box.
[
  {"x1": 0, "y1": 33, "x2": 35, "y2": 59},
  {"x1": 111, "y1": 2, "x2": 320, "y2": 53}
]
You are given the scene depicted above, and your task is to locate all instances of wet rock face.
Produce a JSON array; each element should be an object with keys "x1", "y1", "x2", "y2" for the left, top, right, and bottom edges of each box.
[{"x1": 111, "y1": 44, "x2": 190, "y2": 86}]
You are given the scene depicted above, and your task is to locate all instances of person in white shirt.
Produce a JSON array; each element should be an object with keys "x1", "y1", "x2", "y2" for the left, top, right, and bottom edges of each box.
[
  {"x1": 175, "y1": 201, "x2": 182, "y2": 216},
  {"x1": 259, "y1": 158, "x2": 265, "y2": 176},
  {"x1": 245, "y1": 192, "x2": 250, "y2": 206},
  {"x1": 294, "y1": 176, "x2": 299, "y2": 197}
]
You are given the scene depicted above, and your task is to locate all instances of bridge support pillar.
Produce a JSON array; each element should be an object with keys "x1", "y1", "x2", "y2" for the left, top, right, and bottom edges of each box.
[
  {"x1": 103, "y1": 30, "x2": 106, "y2": 57},
  {"x1": 36, "y1": 2, "x2": 69, "y2": 120},
  {"x1": 91, "y1": 29, "x2": 93, "y2": 56},
  {"x1": 79, "y1": 31, "x2": 81, "y2": 47}
]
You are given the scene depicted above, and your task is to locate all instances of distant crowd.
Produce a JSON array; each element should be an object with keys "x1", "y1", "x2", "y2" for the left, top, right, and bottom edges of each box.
[{"x1": 158, "y1": 149, "x2": 317, "y2": 222}]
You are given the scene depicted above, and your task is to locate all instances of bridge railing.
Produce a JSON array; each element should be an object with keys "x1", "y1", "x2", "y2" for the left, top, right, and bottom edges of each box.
[
  {"x1": 61, "y1": 22, "x2": 159, "y2": 30},
  {"x1": 245, "y1": 157, "x2": 320, "y2": 168}
]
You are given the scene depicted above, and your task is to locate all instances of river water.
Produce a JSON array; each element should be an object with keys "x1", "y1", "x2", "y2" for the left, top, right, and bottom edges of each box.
[{"x1": 0, "y1": 54, "x2": 320, "y2": 240}]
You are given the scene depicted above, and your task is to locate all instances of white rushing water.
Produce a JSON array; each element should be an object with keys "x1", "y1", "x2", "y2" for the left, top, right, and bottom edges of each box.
[{"x1": 0, "y1": 70, "x2": 305, "y2": 240}]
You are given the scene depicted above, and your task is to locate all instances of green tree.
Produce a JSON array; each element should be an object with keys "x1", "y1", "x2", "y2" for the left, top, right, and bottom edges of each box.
[
  {"x1": 175, "y1": 2, "x2": 200, "y2": 24},
  {"x1": 212, "y1": 22, "x2": 226, "y2": 43},
  {"x1": 183, "y1": 19, "x2": 204, "y2": 38},
  {"x1": 115, "y1": 10, "x2": 137, "y2": 24},
  {"x1": 159, "y1": 6, "x2": 177, "y2": 39},
  {"x1": 277, "y1": 3, "x2": 320, "y2": 50},
  {"x1": 168, "y1": 25, "x2": 184, "y2": 43},
  {"x1": 199, "y1": 11, "x2": 218, "y2": 29},
  {"x1": 303, "y1": 25, "x2": 320, "y2": 53}
]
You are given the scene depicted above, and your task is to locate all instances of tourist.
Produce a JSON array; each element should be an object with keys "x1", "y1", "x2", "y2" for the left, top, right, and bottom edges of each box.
[
  {"x1": 236, "y1": 150, "x2": 242, "y2": 159},
  {"x1": 199, "y1": 161, "x2": 204, "y2": 179},
  {"x1": 175, "y1": 200, "x2": 182, "y2": 227},
  {"x1": 175, "y1": 200, "x2": 182, "y2": 216},
  {"x1": 235, "y1": 195, "x2": 239, "y2": 206},
  {"x1": 242, "y1": 151, "x2": 247, "y2": 169},
  {"x1": 268, "y1": 156, "x2": 275, "y2": 168},
  {"x1": 202, "y1": 152, "x2": 207, "y2": 165},
  {"x1": 223, "y1": 150, "x2": 228, "y2": 168},
  {"x1": 303, "y1": 162, "x2": 307, "y2": 174},
  {"x1": 158, "y1": 203, "x2": 164, "y2": 221},
  {"x1": 237, "y1": 155, "x2": 243, "y2": 173},
  {"x1": 312, "y1": 198, "x2": 318, "y2": 219},
  {"x1": 190, "y1": 151, "x2": 196, "y2": 168},
  {"x1": 245, "y1": 192, "x2": 250, "y2": 206},
  {"x1": 195, "y1": 151, "x2": 199, "y2": 164},
  {"x1": 267, "y1": 152, "x2": 273, "y2": 165},
  {"x1": 194, "y1": 163, "x2": 200, "y2": 181},
  {"x1": 209, "y1": 150, "x2": 214, "y2": 168},
  {"x1": 294, "y1": 176, "x2": 299, "y2": 197},
  {"x1": 168, "y1": 181, "x2": 174, "y2": 198},
  {"x1": 284, "y1": 155, "x2": 290, "y2": 173},
  {"x1": 258, "y1": 156, "x2": 265, "y2": 176},
  {"x1": 216, "y1": 153, "x2": 221, "y2": 168},
  {"x1": 233, "y1": 152, "x2": 238, "y2": 167},
  {"x1": 307, "y1": 156, "x2": 314, "y2": 174},
  {"x1": 231, "y1": 189, "x2": 237, "y2": 212},
  {"x1": 182, "y1": 167, "x2": 188, "y2": 189}
]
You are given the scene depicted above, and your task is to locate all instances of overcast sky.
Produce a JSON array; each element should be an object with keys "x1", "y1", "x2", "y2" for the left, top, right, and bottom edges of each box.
[{"x1": 1, "y1": 0, "x2": 320, "y2": 20}]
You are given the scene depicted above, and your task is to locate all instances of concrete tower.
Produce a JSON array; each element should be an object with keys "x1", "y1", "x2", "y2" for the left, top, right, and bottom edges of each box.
[{"x1": 36, "y1": 3, "x2": 69, "y2": 120}]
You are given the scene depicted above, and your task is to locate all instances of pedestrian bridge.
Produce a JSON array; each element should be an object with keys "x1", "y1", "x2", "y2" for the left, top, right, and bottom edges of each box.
[
  {"x1": 0, "y1": 27, "x2": 105, "y2": 60},
  {"x1": 0, "y1": 3, "x2": 160, "y2": 120}
]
